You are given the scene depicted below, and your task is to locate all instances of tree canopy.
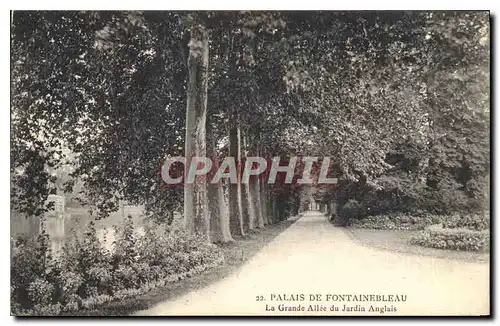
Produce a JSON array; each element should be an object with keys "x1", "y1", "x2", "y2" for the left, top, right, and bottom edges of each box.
[{"x1": 11, "y1": 11, "x2": 490, "y2": 226}]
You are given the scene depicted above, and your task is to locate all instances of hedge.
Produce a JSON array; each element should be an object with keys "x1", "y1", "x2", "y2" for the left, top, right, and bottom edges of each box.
[
  {"x1": 410, "y1": 224, "x2": 490, "y2": 252},
  {"x1": 348, "y1": 212, "x2": 438, "y2": 231}
]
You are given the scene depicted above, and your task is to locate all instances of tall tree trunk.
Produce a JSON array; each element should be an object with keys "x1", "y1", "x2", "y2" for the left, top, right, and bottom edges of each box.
[
  {"x1": 275, "y1": 195, "x2": 283, "y2": 222},
  {"x1": 260, "y1": 180, "x2": 269, "y2": 225},
  {"x1": 240, "y1": 180, "x2": 252, "y2": 232},
  {"x1": 260, "y1": 145, "x2": 270, "y2": 225},
  {"x1": 184, "y1": 23, "x2": 209, "y2": 241},
  {"x1": 252, "y1": 138, "x2": 264, "y2": 228},
  {"x1": 245, "y1": 134, "x2": 263, "y2": 230},
  {"x1": 269, "y1": 188, "x2": 277, "y2": 224},
  {"x1": 239, "y1": 129, "x2": 251, "y2": 232},
  {"x1": 208, "y1": 182, "x2": 234, "y2": 243},
  {"x1": 241, "y1": 133, "x2": 255, "y2": 231},
  {"x1": 248, "y1": 179, "x2": 261, "y2": 228},
  {"x1": 254, "y1": 177, "x2": 264, "y2": 227},
  {"x1": 228, "y1": 108, "x2": 245, "y2": 238},
  {"x1": 207, "y1": 115, "x2": 233, "y2": 244},
  {"x1": 246, "y1": 181, "x2": 257, "y2": 230}
]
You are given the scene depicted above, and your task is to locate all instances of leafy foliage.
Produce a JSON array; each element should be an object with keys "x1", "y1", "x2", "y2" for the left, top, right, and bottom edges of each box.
[
  {"x1": 11, "y1": 217, "x2": 222, "y2": 315},
  {"x1": 441, "y1": 212, "x2": 490, "y2": 231},
  {"x1": 339, "y1": 199, "x2": 365, "y2": 221},
  {"x1": 11, "y1": 11, "x2": 489, "y2": 224},
  {"x1": 349, "y1": 212, "x2": 435, "y2": 231},
  {"x1": 11, "y1": 11, "x2": 185, "y2": 220}
]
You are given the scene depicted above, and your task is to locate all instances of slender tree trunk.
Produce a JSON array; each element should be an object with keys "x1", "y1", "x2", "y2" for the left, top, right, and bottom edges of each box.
[
  {"x1": 239, "y1": 129, "x2": 252, "y2": 233},
  {"x1": 241, "y1": 133, "x2": 255, "y2": 231},
  {"x1": 228, "y1": 109, "x2": 245, "y2": 238},
  {"x1": 184, "y1": 23, "x2": 209, "y2": 241},
  {"x1": 207, "y1": 116, "x2": 233, "y2": 243},
  {"x1": 330, "y1": 196, "x2": 338, "y2": 221},
  {"x1": 208, "y1": 182, "x2": 234, "y2": 243},
  {"x1": 240, "y1": 181, "x2": 252, "y2": 232},
  {"x1": 260, "y1": 180, "x2": 268, "y2": 225},
  {"x1": 253, "y1": 139, "x2": 264, "y2": 228},
  {"x1": 255, "y1": 178, "x2": 264, "y2": 227},
  {"x1": 246, "y1": 182, "x2": 257, "y2": 230},
  {"x1": 270, "y1": 191, "x2": 279, "y2": 224},
  {"x1": 245, "y1": 134, "x2": 263, "y2": 230},
  {"x1": 276, "y1": 195, "x2": 283, "y2": 222},
  {"x1": 268, "y1": 186, "x2": 275, "y2": 224},
  {"x1": 248, "y1": 179, "x2": 261, "y2": 228},
  {"x1": 269, "y1": 195, "x2": 274, "y2": 225}
]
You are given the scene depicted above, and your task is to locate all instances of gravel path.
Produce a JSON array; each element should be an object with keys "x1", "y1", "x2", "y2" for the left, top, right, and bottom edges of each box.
[{"x1": 136, "y1": 211, "x2": 490, "y2": 316}]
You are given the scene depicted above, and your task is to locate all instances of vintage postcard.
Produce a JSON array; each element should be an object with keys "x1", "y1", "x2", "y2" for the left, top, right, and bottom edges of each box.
[{"x1": 10, "y1": 10, "x2": 490, "y2": 316}]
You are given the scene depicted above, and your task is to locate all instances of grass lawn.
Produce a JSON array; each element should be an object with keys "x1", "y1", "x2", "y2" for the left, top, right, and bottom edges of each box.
[
  {"x1": 343, "y1": 227, "x2": 489, "y2": 264},
  {"x1": 69, "y1": 218, "x2": 298, "y2": 316}
]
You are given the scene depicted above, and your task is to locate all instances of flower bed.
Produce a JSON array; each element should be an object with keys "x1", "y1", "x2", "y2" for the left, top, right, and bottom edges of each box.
[{"x1": 410, "y1": 224, "x2": 489, "y2": 252}]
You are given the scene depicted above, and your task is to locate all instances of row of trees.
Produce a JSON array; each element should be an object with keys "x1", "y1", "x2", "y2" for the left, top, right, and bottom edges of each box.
[{"x1": 11, "y1": 11, "x2": 490, "y2": 242}]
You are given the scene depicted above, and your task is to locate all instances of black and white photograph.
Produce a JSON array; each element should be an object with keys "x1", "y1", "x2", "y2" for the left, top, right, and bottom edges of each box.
[{"x1": 9, "y1": 9, "x2": 491, "y2": 316}]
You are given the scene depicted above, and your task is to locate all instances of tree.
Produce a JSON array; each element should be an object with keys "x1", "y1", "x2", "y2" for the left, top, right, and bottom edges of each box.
[
  {"x1": 207, "y1": 111, "x2": 234, "y2": 243},
  {"x1": 183, "y1": 17, "x2": 210, "y2": 240},
  {"x1": 11, "y1": 11, "x2": 187, "y2": 221}
]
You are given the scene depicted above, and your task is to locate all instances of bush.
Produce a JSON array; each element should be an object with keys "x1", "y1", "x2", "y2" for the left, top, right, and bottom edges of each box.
[
  {"x1": 11, "y1": 230, "x2": 54, "y2": 310},
  {"x1": 113, "y1": 215, "x2": 138, "y2": 266},
  {"x1": 349, "y1": 212, "x2": 434, "y2": 230},
  {"x1": 53, "y1": 271, "x2": 83, "y2": 305},
  {"x1": 27, "y1": 278, "x2": 55, "y2": 307},
  {"x1": 368, "y1": 175, "x2": 427, "y2": 214},
  {"x1": 422, "y1": 182, "x2": 457, "y2": 212},
  {"x1": 339, "y1": 199, "x2": 365, "y2": 220},
  {"x1": 335, "y1": 175, "x2": 427, "y2": 217},
  {"x1": 11, "y1": 217, "x2": 223, "y2": 316},
  {"x1": 59, "y1": 222, "x2": 114, "y2": 298},
  {"x1": 441, "y1": 212, "x2": 489, "y2": 231},
  {"x1": 335, "y1": 172, "x2": 485, "y2": 219},
  {"x1": 410, "y1": 224, "x2": 489, "y2": 252}
]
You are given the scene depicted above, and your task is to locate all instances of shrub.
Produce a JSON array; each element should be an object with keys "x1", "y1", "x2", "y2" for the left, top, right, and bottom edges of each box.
[
  {"x1": 86, "y1": 266, "x2": 114, "y2": 294},
  {"x1": 11, "y1": 217, "x2": 223, "y2": 316},
  {"x1": 27, "y1": 278, "x2": 55, "y2": 307},
  {"x1": 60, "y1": 222, "x2": 114, "y2": 298},
  {"x1": 410, "y1": 224, "x2": 489, "y2": 252},
  {"x1": 11, "y1": 230, "x2": 53, "y2": 310},
  {"x1": 112, "y1": 264, "x2": 139, "y2": 290},
  {"x1": 335, "y1": 172, "x2": 485, "y2": 218},
  {"x1": 349, "y1": 212, "x2": 434, "y2": 230},
  {"x1": 31, "y1": 303, "x2": 63, "y2": 316},
  {"x1": 53, "y1": 271, "x2": 83, "y2": 305},
  {"x1": 368, "y1": 175, "x2": 426, "y2": 214},
  {"x1": 113, "y1": 215, "x2": 138, "y2": 266},
  {"x1": 441, "y1": 212, "x2": 489, "y2": 231},
  {"x1": 339, "y1": 199, "x2": 365, "y2": 220},
  {"x1": 335, "y1": 175, "x2": 427, "y2": 217}
]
